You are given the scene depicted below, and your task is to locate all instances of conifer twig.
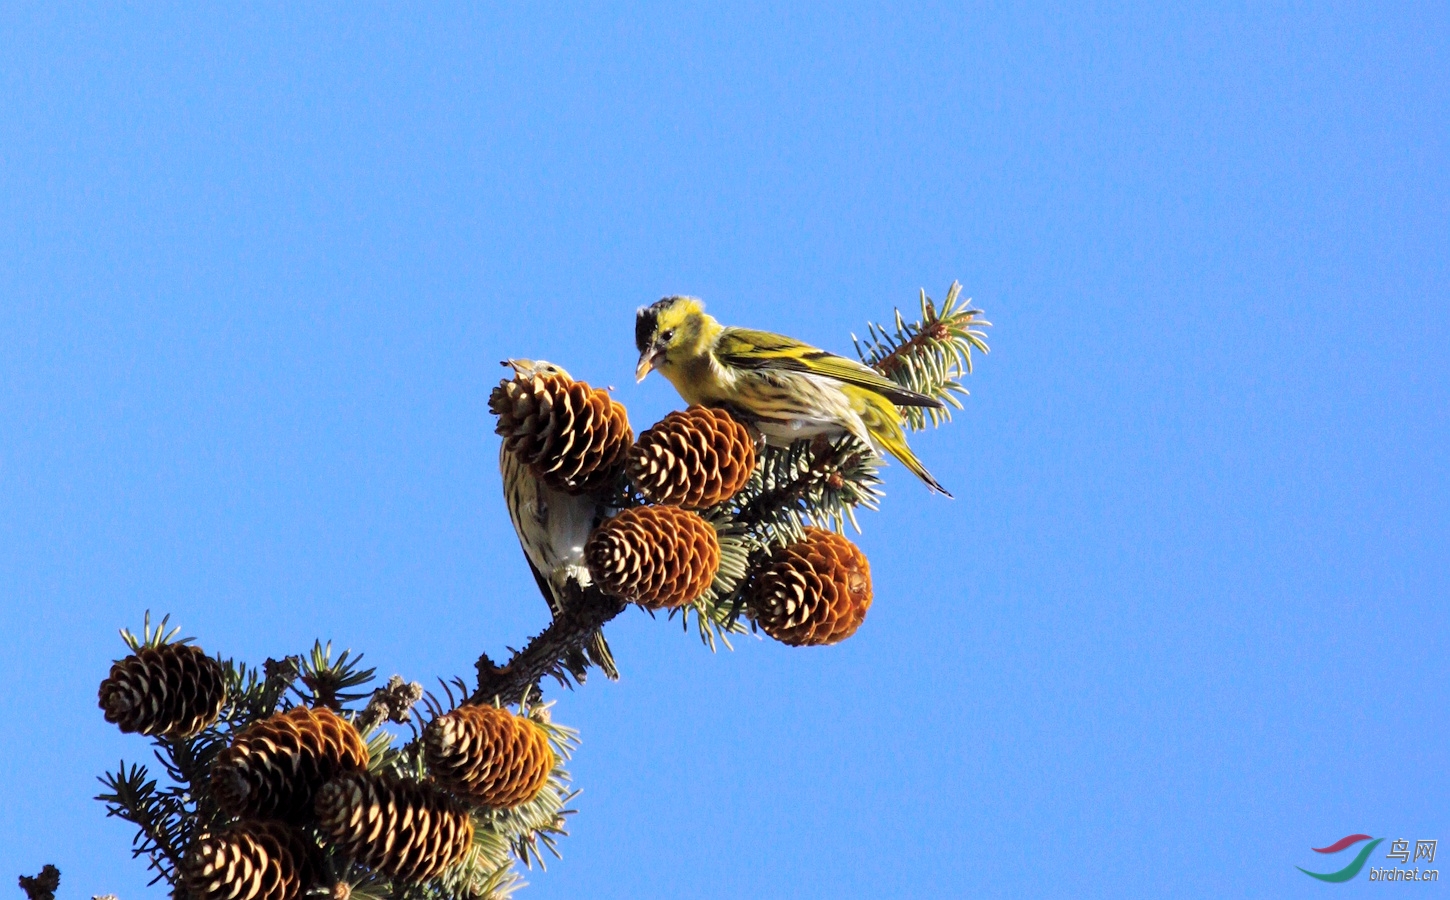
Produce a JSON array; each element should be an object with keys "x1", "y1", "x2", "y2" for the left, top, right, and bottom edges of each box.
[
  {"x1": 733, "y1": 437, "x2": 873, "y2": 530},
  {"x1": 18, "y1": 866, "x2": 60, "y2": 900},
  {"x1": 854, "y1": 281, "x2": 990, "y2": 430},
  {"x1": 355, "y1": 675, "x2": 426, "y2": 734},
  {"x1": 472, "y1": 587, "x2": 628, "y2": 707},
  {"x1": 96, "y1": 763, "x2": 187, "y2": 885}
]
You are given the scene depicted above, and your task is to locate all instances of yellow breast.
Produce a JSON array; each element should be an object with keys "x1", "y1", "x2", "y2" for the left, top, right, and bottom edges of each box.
[{"x1": 662, "y1": 353, "x2": 734, "y2": 406}]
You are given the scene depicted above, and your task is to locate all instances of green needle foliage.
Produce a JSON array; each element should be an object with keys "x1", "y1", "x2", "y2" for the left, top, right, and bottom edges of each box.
[
  {"x1": 120, "y1": 611, "x2": 188, "y2": 652},
  {"x1": 854, "y1": 281, "x2": 992, "y2": 430},
  {"x1": 96, "y1": 621, "x2": 574, "y2": 900}
]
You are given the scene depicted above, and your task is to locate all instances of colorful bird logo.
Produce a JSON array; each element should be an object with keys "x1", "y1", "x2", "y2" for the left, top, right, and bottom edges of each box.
[{"x1": 1298, "y1": 834, "x2": 1383, "y2": 882}]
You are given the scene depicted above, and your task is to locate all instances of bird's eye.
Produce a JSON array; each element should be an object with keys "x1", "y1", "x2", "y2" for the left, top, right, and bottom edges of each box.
[{"x1": 660, "y1": 329, "x2": 675, "y2": 342}]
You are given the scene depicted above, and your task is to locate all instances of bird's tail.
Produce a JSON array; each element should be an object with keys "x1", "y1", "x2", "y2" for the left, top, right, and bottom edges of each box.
[
  {"x1": 545, "y1": 570, "x2": 620, "y2": 681},
  {"x1": 586, "y1": 629, "x2": 619, "y2": 680},
  {"x1": 880, "y1": 430, "x2": 952, "y2": 497},
  {"x1": 857, "y1": 390, "x2": 953, "y2": 497}
]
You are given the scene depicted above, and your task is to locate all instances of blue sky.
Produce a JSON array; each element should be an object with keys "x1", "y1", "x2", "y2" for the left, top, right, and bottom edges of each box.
[{"x1": 1, "y1": 4, "x2": 1446, "y2": 897}]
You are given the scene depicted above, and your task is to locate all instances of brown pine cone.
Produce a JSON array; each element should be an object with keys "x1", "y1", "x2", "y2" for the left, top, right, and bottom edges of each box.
[
  {"x1": 97, "y1": 642, "x2": 226, "y2": 738},
  {"x1": 489, "y1": 367, "x2": 632, "y2": 495},
  {"x1": 626, "y1": 406, "x2": 756, "y2": 508},
  {"x1": 584, "y1": 506, "x2": 720, "y2": 609},
  {"x1": 211, "y1": 706, "x2": 369, "y2": 824},
  {"x1": 748, "y1": 528, "x2": 872, "y2": 646},
  {"x1": 182, "y1": 822, "x2": 316, "y2": 900},
  {"x1": 423, "y1": 704, "x2": 555, "y2": 809},
  {"x1": 314, "y1": 772, "x2": 474, "y2": 882}
]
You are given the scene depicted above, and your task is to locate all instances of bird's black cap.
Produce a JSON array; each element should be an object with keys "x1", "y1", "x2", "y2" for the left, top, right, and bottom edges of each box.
[{"x1": 635, "y1": 297, "x2": 676, "y2": 353}]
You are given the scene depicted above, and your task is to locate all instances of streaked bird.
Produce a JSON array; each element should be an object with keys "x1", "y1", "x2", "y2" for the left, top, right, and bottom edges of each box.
[
  {"x1": 634, "y1": 297, "x2": 951, "y2": 496},
  {"x1": 498, "y1": 359, "x2": 618, "y2": 681}
]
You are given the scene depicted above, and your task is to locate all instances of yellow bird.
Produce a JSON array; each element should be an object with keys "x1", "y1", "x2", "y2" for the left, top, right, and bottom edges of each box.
[{"x1": 634, "y1": 297, "x2": 952, "y2": 496}]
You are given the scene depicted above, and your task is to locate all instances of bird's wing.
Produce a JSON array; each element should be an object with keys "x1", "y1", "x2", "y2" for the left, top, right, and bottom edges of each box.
[
  {"x1": 717, "y1": 328, "x2": 944, "y2": 409},
  {"x1": 523, "y1": 553, "x2": 566, "y2": 617}
]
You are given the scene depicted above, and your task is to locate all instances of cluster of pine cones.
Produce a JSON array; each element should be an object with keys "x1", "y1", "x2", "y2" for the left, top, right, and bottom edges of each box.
[
  {"x1": 490, "y1": 369, "x2": 874, "y2": 646},
  {"x1": 99, "y1": 640, "x2": 556, "y2": 900},
  {"x1": 92, "y1": 367, "x2": 886, "y2": 900}
]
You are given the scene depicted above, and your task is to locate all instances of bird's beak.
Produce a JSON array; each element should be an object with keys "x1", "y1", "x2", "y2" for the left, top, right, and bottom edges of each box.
[{"x1": 635, "y1": 348, "x2": 658, "y2": 382}]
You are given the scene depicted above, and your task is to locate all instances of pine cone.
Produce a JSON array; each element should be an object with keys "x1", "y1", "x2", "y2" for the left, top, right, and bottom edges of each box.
[
  {"x1": 182, "y1": 822, "x2": 316, "y2": 900},
  {"x1": 211, "y1": 706, "x2": 369, "y2": 824},
  {"x1": 489, "y1": 370, "x2": 632, "y2": 495},
  {"x1": 748, "y1": 528, "x2": 872, "y2": 646},
  {"x1": 584, "y1": 506, "x2": 720, "y2": 609},
  {"x1": 315, "y1": 772, "x2": 474, "y2": 882},
  {"x1": 423, "y1": 704, "x2": 555, "y2": 809},
  {"x1": 626, "y1": 406, "x2": 756, "y2": 508},
  {"x1": 97, "y1": 642, "x2": 226, "y2": 738}
]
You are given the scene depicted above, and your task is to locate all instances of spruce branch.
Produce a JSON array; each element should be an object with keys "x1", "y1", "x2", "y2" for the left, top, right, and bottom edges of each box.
[
  {"x1": 722, "y1": 435, "x2": 883, "y2": 545},
  {"x1": 119, "y1": 610, "x2": 187, "y2": 652},
  {"x1": 219, "y1": 655, "x2": 301, "y2": 725},
  {"x1": 18, "y1": 866, "x2": 59, "y2": 900},
  {"x1": 96, "y1": 762, "x2": 187, "y2": 886},
  {"x1": 355, "y1": 675, "x2": 426, "y2": 735},
  {"x1": 854, "y1": 281, "x2": 991, "y2": 430},
  {"x1": 472, "y1": 586, "x2": 627, "y2": 707},
  {"x1": 98, "y1": 614, "x2": 591, "y2": 900},
  {"x1": 298, "y1": 642, "x2": 377, "y2": 710}
]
